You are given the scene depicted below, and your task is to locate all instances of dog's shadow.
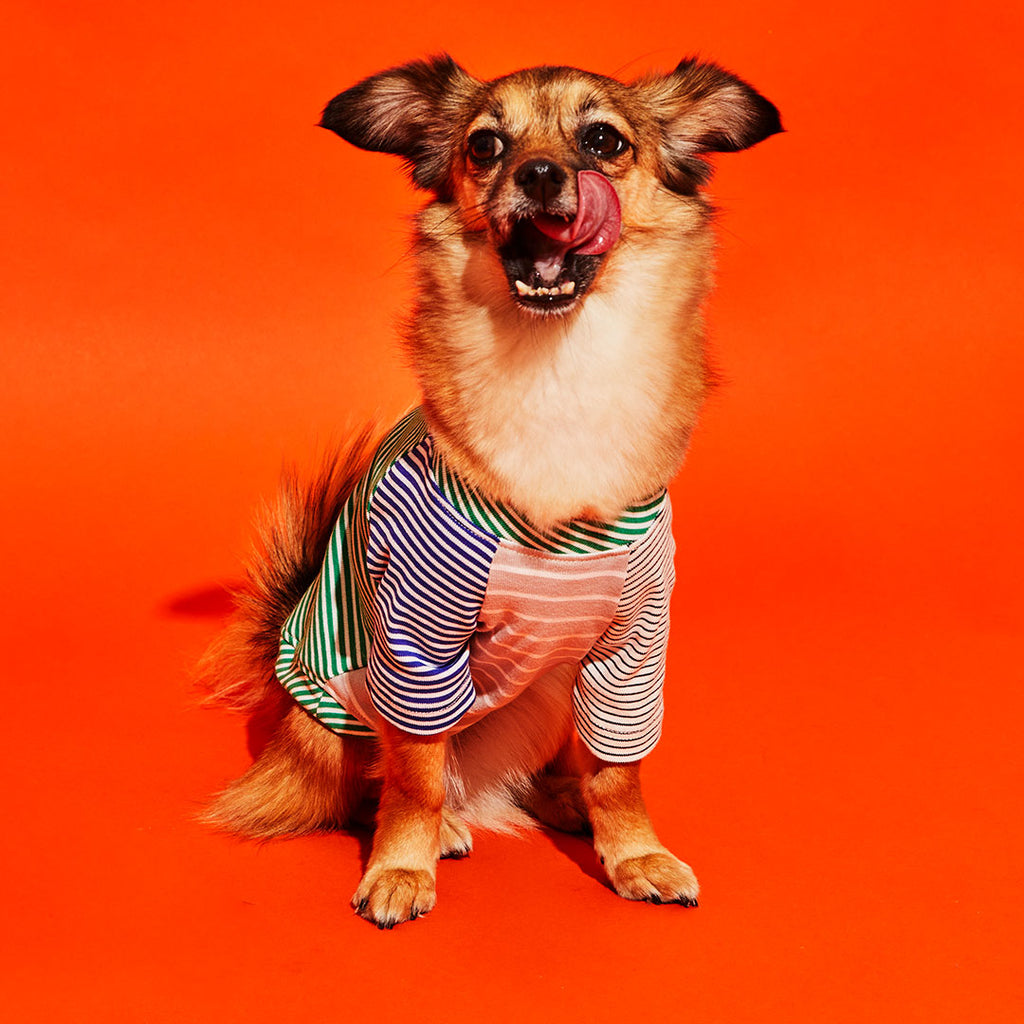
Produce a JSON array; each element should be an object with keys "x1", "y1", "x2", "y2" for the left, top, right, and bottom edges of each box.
[
  {"x1": 538, "y1": 827, "x2": 609, "y2": 888},
  {"x1": 164, "y1": 582, "x2": 237, "y2": 619}
]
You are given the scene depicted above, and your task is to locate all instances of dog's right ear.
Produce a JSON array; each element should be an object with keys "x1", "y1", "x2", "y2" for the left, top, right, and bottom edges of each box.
[{"x1": 320, "y1": 55, "x2": 480, "y2": 196}]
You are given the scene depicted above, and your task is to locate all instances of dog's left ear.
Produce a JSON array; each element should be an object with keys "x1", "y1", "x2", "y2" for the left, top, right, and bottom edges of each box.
[
  {"x1": 635, "y1": 58, "x2": 782, "y2": 191},
  {"x1": 319, "y1": 54, "x2": 481, "y2": 196}
]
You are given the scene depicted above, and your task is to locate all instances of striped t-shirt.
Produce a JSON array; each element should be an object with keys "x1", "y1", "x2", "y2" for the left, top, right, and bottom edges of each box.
[{"x1": 276, "y1": 409, "x2": 675, "y2": 763}]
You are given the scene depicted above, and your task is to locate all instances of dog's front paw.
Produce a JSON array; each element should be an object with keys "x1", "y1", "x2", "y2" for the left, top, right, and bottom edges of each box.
[
  {"x1": 606, "y1": 851, "x2": 700, "y2": 907},
  {"x1": 352, "y1": 867, "x2": 437, "y2": 929}
]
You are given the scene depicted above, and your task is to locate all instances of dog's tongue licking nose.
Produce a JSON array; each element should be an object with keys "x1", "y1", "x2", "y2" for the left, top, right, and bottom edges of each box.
[{"x1": 532, "y1": 170, "x2": 621, "y2": 256}]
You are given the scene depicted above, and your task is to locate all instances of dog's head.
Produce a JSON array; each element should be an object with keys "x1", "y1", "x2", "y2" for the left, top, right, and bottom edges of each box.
[{"x1": 320, "y1": 56, "x2": 780, "y2": 316}]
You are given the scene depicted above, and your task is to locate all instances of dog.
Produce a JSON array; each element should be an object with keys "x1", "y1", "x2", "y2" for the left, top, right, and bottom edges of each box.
[{"x1": 199, "y1": 54, "x2": 781, "y2": 928}]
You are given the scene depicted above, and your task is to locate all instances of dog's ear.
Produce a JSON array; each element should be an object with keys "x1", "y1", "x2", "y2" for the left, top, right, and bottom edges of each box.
[
  {"x1": 319, "y1": 54, "x2": 480, "y2": 195},
  {"x1": 635, "y1": 58, "x2": 782, "y2": 191}
]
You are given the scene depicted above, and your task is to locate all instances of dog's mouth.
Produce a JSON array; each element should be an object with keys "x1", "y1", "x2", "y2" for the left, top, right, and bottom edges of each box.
[{"x1": 497, "y1": 170, "x2": 621, "y2": 313}]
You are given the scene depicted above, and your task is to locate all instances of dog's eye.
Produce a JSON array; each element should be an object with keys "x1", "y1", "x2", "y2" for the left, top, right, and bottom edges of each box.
[
  {"x1": 468, "y1": 130, "x2": 505, "y2": 164},
  {"x1": 580, "y1": 124, "x2": 627, "y2": 159}
]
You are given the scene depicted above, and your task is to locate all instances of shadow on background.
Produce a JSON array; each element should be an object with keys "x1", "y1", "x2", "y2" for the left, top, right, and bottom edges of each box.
[
  {"x1": 163, "y1": 582, "x2": 238, "y2": 619},
  {"x1": 542, "y1": 828, "x2": 608, "y2": 888}
]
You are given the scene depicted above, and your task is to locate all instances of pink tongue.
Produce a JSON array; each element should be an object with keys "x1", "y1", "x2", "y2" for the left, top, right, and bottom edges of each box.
[{"x1": 531, "y1": 170, "x2": 621, "y2": 255}]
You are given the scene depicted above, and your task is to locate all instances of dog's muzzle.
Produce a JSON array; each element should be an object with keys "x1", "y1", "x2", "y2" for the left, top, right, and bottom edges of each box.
[{"x1": 498, "y1": 170, "x2": 622, "y2": 313}]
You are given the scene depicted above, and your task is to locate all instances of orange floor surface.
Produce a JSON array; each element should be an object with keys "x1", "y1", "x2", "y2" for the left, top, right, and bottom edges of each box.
[{"x1": 4, "y1": 2, "x2": 1022, "y2": 1021}]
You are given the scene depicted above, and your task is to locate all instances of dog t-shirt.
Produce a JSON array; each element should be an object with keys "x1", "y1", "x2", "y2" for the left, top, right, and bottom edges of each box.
[{"x1": 275, "y1": 409, "x2": 675, "y2": 763}]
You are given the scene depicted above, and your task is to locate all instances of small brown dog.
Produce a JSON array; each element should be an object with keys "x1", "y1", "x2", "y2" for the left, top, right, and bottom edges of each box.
[{"x1": 200, "y1": 55, "x2": 780, "y2": 928}]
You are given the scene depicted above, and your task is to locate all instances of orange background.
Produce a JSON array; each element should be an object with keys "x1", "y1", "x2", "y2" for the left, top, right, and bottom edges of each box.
[{"x1": 3, "y1": 1, "x2": 1022, "y2": 1021}]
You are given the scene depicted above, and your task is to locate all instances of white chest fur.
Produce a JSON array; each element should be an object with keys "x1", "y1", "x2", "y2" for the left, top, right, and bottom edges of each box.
[{"x1": 413, "y1": 220, "x2": 710, "y2": 528}]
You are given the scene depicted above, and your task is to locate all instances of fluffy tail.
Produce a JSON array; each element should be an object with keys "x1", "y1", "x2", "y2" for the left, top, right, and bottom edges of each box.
[
  {"x1": 197, "y1": 429, "x2": 377, "y2": 714},
  {"x1": 197, "y1": 429, "x2": 379, "y2": 838}
]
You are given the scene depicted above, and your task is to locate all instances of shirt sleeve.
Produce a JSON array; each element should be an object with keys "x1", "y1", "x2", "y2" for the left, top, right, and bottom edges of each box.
[
  {"x1": 575, "y1": 506, "x2": 676, "y2": 762},
  {"x1": 363, "y1": 451, "x2": 498, "y2": 735}
]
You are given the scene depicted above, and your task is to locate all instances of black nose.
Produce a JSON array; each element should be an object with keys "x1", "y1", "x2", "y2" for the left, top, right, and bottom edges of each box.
[{"x1": 515, "y1": 159, "x2": 567, "y2": 207}]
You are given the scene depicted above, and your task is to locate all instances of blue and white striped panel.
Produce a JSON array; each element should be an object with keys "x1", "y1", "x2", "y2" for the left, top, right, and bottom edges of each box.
[
  {"x1": 575, "y1": 502, "x2": 676, "y2": 762},
  {"x1": 364, "y1": 441, "x2": 500, "y2": 735}
]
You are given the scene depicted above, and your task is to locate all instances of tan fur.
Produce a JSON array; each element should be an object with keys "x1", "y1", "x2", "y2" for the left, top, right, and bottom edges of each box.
[
  {"x1": 352, "y1": 724, "x2": 447, "y2": 927},
  {"x1": 578, "y1": 748, "x2": 699, "y2": 904},
  {"x1": 201, "y1": 56, "x2": 780, "y2": 926}
]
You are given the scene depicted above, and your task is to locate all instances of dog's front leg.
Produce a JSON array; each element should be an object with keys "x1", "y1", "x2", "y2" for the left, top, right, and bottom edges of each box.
[
  {"x1": 579, "y1": 750, "x2": 700, "y2": 907},
  {"x1": 352, "y1": 723, "x2": 446, "y2": 928}
]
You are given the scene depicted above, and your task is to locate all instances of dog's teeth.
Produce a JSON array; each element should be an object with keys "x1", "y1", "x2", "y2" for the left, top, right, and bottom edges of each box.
[{"x1": 515, "y1": 278, "x2": 577, "y2": 300}]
